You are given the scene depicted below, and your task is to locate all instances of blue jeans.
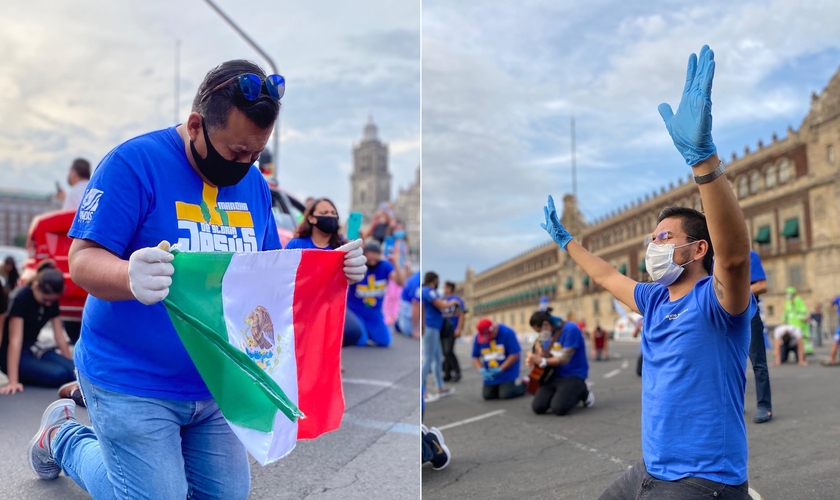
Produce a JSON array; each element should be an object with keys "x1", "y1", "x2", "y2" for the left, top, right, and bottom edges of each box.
[
  {"x1": 748, "y1": 310, "x2": 772, "y2": 411},
  {"x1": 52, "y1": 372, "x2": 250, "y2": 500},
  {"x1": 396, "y1": 301, "x2": 413, "y2": 337},
  {"x1": 1, "y1": 349, "x2": 76, "y2": 387},
  {"x1": 422, "y1": 326, "x2": 444, "y2": 392}
]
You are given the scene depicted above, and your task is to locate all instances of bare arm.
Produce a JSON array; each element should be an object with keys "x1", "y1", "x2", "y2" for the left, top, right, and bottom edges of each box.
[
  {"x1": 774, "y1": 337, "x2": 781, "y2": 366},
  {"x1": 472, "y1": 357, "x2": 483, "y2": 371},
  {"x1": 69, "y1": 239, "x2": 134, "y2": 302},
  {"x1": 499, "y1": 353, "x2": 519, "y2": 372},
  {"x1": 797, "y1": 337, "x2": 807, "y2": 366},
  {"x1": 5, "y1": 318, "x2": 23, "y2": 384},
  {"x1": 696, "y1": 156, "x2": 752, "y2": 315},
  {"x1": 411, "y1": 301, "x2": 420, "y2": 335},
  {"x1": 750, "y1": 279, "x2": 767, "y2": 297},
  {"x1": 566, "y1": 240, "x2": 640, "y2": 314},
  {"x1": 51, "y1": 317, "x2": 72, "y2": 359},
  {"x1": 454, "y1": 309, "x2": 465, "y2": 336}
]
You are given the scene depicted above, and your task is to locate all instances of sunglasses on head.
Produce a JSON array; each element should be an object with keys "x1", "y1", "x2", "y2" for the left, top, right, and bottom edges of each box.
[{"x1": 200, "y1": 73, "x2": 285, "y2": 103}]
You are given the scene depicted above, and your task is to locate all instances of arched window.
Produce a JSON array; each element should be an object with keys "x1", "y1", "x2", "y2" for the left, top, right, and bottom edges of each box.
[
  {"x1": 764, "y1": 164, "x2": 777, "y2": 188},
  {"x1": 778, "y1": 159, "x2": 792, "y2": 183},
  {"x1": 749, "y1": 171, "x2": 761, "y2": 194},
  {"x1": 738, "y1": 176, "x2": 748, "y2": 198}
]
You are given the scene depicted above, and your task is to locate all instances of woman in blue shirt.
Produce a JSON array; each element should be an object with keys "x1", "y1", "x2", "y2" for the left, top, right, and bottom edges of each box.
[{"x1": 286, "y1": 198, "x2": 344, "y2": 250}]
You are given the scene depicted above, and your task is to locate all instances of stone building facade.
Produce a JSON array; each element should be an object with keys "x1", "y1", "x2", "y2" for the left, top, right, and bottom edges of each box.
[
  {"x1": 0, "y1": 189, "x2": 62, "y2": 247},
  {"x1": 392, "y1": 165, "x2": 421, "y2": 258},
  {"x1": 349, "y1": 118, "x2": 391, "y2": 223},
  {"x1": 460, "y1": 66, "x2": 840, "y2": 336}
]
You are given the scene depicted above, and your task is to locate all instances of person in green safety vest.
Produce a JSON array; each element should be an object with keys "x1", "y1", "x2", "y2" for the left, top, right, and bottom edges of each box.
[{"x1": 782, "y1": 286, "x2": 812, "y2": 355}]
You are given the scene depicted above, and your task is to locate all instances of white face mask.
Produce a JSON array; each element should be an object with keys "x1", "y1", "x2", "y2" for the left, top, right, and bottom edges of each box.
[
  {"x1": 645, "y1": 241, "x2": 698, "y2": 287},
  {"x1": 539, "y1": 328, "x2": 552, "y2": 341}
]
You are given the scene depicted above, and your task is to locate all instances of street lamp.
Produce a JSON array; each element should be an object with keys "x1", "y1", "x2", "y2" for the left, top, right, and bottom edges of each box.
[{"x1": 202, "y1": 0, "x2": 281, "y2": 178}]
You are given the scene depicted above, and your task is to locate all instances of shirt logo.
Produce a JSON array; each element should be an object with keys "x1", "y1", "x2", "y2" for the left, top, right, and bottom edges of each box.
[
  {"x1": 175, "y1": 184, "x2": 257, "y2": 252},
  {"x1": 78, "y1": 189, "x2": 104, "y2": 222},
  {"x1": 480, "y1": 340, "x2": 506, "y2": 368},
  {"x1": 355, "y1": 274, "x2": 387, "y2": 306},
  {"x1": 666, "y1": 308, "x2": 690, "y2": 320}
]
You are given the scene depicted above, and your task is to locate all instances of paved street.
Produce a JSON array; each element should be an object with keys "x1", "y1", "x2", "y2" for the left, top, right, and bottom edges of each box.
[
  {"x1": 0, "y1": 331, "x2": 421, "y2": 500},
  {"x1": 423, "y1": 338, "x2": 840, "y2": 499}
]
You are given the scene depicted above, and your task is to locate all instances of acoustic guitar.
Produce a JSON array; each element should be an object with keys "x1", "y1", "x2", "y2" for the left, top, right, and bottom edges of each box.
[{"x1": 526, "y1": 327, "x2": 562, "y2": 395}]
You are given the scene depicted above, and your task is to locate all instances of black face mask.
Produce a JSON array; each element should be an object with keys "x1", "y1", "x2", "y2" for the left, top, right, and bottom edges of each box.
[
  {"x1": 190, "y1": 121, "x2": 253, "y2": 187},
  {"x1": 313, "y1": 216, "x2": 339, "y2": 234}
]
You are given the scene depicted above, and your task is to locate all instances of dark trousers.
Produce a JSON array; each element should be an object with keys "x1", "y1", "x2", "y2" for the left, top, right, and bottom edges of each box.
[
  {"x1": 636, "y1": 354, "x2": 643, "y2": 377},
  {"x1": 748, "y1": 310, "x2": 772, "y2": 411},
  {"x1": 531, "y1": 376, "x2": 588, "y2": 416},
  {"x1": 482, "y1": 380, "x2": 526, "y2": 400},
  {"x1": 599, "y1": 459, "x2": 750, "y2": 499},
  {"x1": 343, "y1": 309, "x2": 363, "y2": 347},
  {"x1": 781, "y1": 343, "x2": 799, "y2": 363},
  {"x1": 440, "y1": 321, "x2": 460, "y2": 378},
  {"x1": 422, "y1": 433, "x2": 434, "y2": 463},
  {"x1": 1, "y1": 349, "x2": 75, "y2": 388}
]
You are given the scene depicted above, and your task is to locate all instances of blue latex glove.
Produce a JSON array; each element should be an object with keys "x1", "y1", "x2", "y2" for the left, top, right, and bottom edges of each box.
[
  {"x1": 541, "y1": 195, "x2": 573, "y2": 250},
  {"x1": 657, "y1": 45, "x2": 717, "y2": 166},
  {"x1": 478, "y1": 367, "x2": 502, "y2": 381}
]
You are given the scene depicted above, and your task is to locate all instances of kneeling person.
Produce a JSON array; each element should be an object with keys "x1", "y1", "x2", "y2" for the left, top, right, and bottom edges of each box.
[
  {"x1": 472, "y1": 319, "x2": 526, "y2": 400},
  {"x1": 774, "y1": 324, "x2": 807, "y2": 367},
  {"x1": 527, "y1": 309, "x2": 593, "y2": 416}
]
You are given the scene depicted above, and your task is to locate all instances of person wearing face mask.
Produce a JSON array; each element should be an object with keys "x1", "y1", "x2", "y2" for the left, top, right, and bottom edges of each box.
[
  {"x1": 782, "y1": 287, "x2": 812, "y2": 355},
  {"x1": 543, "y1": 47, "x2": 756, "y2": 498},
  {"x1": 26, "y1": 60, "x2": 366, "y2": 499},
  {"x1": 286, "y1": 198, "x2": 344, "y2": 250},
  {"x1": 526, "y1": 309, "x2": 592, "y2": 415},
  {"x1": 346, "y1": 241, "x2": 406, "y2": 347},
  {"x1": 471, "y1": 318, "x2": 526, "y2": 400},
  {"x1": 0, "y1": 261, "x2": 75, "y2": 395}
]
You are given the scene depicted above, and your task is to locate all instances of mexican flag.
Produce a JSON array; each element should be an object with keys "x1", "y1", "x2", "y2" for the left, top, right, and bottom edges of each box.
[{"x1": 162, "y1": 248, "x2": 348, "y2": 465}]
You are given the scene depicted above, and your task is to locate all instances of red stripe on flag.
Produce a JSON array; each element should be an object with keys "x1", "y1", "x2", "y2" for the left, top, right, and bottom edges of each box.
[{"x1": 293, "y1": 250, "x2": 348, "y2": 439}]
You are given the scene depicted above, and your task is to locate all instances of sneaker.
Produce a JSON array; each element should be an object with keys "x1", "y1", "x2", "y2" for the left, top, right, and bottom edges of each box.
[
  {"x1": 439, "y1": 387, "x2": 456, "y2": 398},
  {"x1": 426, "y1": 427, "x2": 451, "y2": 470},
  {"x1": 28, "y1": 400, "x2": 76, "y2": 480},
  {"x1": 424, "y1": 392, "x2": 440, "y2": 403},
  {"x1": 583, "y1": 391, "x2": 595, "y2": 408},
  {"x1": 753, "y1": 408, "x2": 772, "y2": 424},
  {"x1": 450, "y1": 373, "x2": 462, "y2": 383},
  {"x1": 57, "y1": 382, "x2": 86, "y2": 409},
  {"x1": 421, "y1": 424, "x2": 429, "y2": 435}
]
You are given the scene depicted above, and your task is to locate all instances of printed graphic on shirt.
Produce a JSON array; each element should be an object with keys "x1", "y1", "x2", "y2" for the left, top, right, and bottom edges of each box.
[
  {"x1": 549, "y1": 342, "x2": 563, "y2": 358},
  {"x1": 78, "y1": 189, "x2": 104, "y2": 222},
  {"x1": 481, "y1": 340, "x2": 506, "y2": 368},
  {"x1": 175, "y1": 184, "x2": 257, "y2": 252},
  {"x1": 355, "y1": 274, "x2": 388, "y2": 307}
]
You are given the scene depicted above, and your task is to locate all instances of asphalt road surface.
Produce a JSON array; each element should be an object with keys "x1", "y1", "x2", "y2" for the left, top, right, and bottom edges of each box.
[
  {"x1": 0, "y1": 331, "x2": 421, "y2": 500},
  {"x1": 423, "y1": 337, "x2": 840, "y2": 499}
]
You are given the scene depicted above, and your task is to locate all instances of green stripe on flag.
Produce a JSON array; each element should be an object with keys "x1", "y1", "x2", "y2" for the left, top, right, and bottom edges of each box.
[{"x1": 164, "y1": 250, "x2": 302, "y2": 433}]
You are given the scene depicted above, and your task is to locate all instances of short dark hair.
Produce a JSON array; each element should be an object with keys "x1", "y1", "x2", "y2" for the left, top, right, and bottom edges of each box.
[
  {"x1": 34, "y1": 260, "x2": 64, "y2": 295},
  {"x1": 657, "y1": 206, "x2": 714, "y2": 274},
  {"x1": 529, "y1": 308, "x2": 564, "y2": 330},
  {"x1": 192, "y1": 60, "x2": 279, "y2": 133},
  {"x1": 71, "y1": 158, "x2": 91, "y2": 180},
  {"x1": 423, "y1": 271, "x2": 439, "y2": 286},
  {"x1": 444, "y1": 281, "x2": 456, "y2": 292}
]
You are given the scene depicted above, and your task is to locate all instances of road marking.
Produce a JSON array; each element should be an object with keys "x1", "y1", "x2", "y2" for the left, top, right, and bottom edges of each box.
[
  {"x1": 603, "y1": 369, "x2": 621, "y2": 379},
  {"x1": 341, "y1": 414, "x2": 419, "y2": 435},
  {"x1": 437, "y1": 410, "x2": 506, "y2": 431},
  {"x1": 537, "y1": 428, "x2": 631, "y2": 469},
  {"x1": 342, "y1": 378, "x2": 394, "y2": 388},
  {"x1": 621, "y1": 359, "x2": 629, "y2": 369}
]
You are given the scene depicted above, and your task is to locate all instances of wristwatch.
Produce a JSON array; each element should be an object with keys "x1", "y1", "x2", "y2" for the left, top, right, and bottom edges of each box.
[
  {"x1": 538, "y1": 357, "x2": 547, "y2": 369},
  {"x1": 693, "y1": 160, "x2": 725, "y2": 185}
]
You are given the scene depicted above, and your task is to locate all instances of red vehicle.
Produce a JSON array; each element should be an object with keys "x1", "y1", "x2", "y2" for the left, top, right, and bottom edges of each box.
[{"x1": 22, "y1": 184, "x2": 304, "y2": 342}]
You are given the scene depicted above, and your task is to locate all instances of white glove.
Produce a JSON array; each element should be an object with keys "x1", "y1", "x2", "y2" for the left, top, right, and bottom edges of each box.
[
  {"x1": 338, "y1": 239, "x2": 366, "y2": 284},
  {"x1": 128, "y1": 241, "x2": 175, "y2": 305}
]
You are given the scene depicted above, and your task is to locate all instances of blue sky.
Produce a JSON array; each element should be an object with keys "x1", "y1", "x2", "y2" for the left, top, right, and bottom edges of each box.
[
  {"x1": 422, "y1": 0, "x2": 840, "y2": 282},
  {"x1": 0, "y1": 0, "x2": 420, "y2": 218}
]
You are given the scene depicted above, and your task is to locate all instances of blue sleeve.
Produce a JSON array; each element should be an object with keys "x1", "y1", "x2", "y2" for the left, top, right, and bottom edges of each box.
[
  {"x1": 633, "y1": 283, "x2": 657, "y2": 316},
  {"x1": 503, "y1": 326, "x2": 521, "y2": 355},
  {"x1": 68, "y1": 151, "x2": 149, "y2": 257},
  {"x1": 749, "y1": 251, "x2": 766, "y2": 283},
  {"x1": 413, "y1": 285, "x2": 421, "y2": 303},
  {"x1": 560, "y1": 323, "x2": 584, "y2": 350},
  {"x1": 471, "y1": 338, "x2": 480, "y2": 358},
  {"x1": 381, "y1": 260, "x2": 395, "y2": 277},
  {"x1": 421, "y1": 287, "x2": 433, "y2": 304},
  {"x1": 698, "y1": 278, "x2": 756, "y2": 335},
  {"x1": 260, "y1": 181, "x2": 282, "y2": 251}
]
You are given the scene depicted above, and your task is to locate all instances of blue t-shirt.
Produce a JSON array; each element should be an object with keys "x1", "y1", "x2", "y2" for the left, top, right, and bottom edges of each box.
[
  {"x1": 69, "y1": 127, "x2": 281, "y2": 401},
  {"x1": 442, "y1": 295, "x2": 465, "y2": 330},
  {"x1": 634, "y1": 277, "x2": 755, "y2": 484},
  {"x1": 347, "y1": 260, "x2": 394, "y2": 318},
  {"x1": 401, "y1": 272, "x2": 421, "y2": 303},
  {"x1": 421, "y1": 286, "x2": 445, "y2": 330},
  {"x1": 471, "y1": 324, "x2": 521, "y2": 385},
  {"x1": 832, "y1": 296, "x2": 840, "y2": 318},
  {"x1": 541, "y1": 321, "x2": 588, "y2": 380},
  {"x1": 285, "y1": 237, "x2": 330, "y2": 250},
  {"x1": 749, "y1": 251, "x2": 766, "y2": 284}
]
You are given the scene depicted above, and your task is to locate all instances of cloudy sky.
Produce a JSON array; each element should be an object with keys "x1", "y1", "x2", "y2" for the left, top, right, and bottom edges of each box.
[
  {"x1": 0, "y1": 0, "x2": 419, "y2": 218},
  {"x1": 423, "y1": 0, "x2": 840, "y2": 281}
]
